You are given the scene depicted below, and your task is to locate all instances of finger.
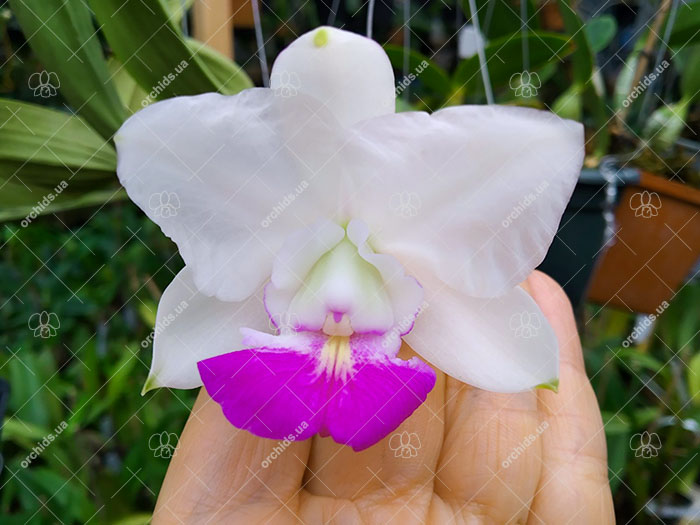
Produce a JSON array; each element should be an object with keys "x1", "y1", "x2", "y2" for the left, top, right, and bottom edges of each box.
[
  {"x1": 433, "y1": 377, "x2": 543, "y2": 524},
  {"x1": 526, "y1": 271, "x2": 614, "y2": 524},
  {"x1": 301, "y1": 344, "x2": 446, "y2": 515},
  {"x1": 152, "y1": 388, "x2": 311, "y2": 524}
]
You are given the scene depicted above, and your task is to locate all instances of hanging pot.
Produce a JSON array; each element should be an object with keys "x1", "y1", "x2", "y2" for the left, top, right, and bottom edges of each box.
[{"x1": 587, "y1": 171, "x2": 700, "y2": 313}]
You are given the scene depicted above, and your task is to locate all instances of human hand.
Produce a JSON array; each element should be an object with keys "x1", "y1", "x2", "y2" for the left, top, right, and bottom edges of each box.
[{"x1": 152, "y1": 271, "x2": 614, "y2": 524}]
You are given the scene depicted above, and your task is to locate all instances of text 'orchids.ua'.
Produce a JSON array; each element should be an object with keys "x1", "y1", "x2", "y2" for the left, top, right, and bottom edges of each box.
[{"x1": 116, "y1": 27, "x2": 583, "y2": 451}]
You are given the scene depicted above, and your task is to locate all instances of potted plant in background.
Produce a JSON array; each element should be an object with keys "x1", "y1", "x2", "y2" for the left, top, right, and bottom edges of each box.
[{"x1": 585, "y1": 0, "x2": 700, "y2": 313}]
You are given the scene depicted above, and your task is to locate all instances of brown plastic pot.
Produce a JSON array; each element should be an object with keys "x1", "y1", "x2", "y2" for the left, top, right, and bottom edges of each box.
[{"x1": 587, "y1": 171, "x2": 700, "y2": 313}]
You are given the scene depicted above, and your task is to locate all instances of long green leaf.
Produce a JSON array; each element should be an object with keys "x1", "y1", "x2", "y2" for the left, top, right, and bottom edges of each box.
[
  {"x1": 557, "y1": 0, "x2": 594, "y2": 85},
  {"x1": 0, "y1": 99, "x2": 115, "y2": 190},
  {"x1": 669, "y1": 0, "x2": 700, "y2": 48},
  {"x1": 452, "y1": 32, "x2": 574, "y2": 94},
  {"x1": 613, "y1": 32, "x2": 647, "y2": 111},
  {"x1": 164, "y1": 0, "x2": 194, "y2": 22},
  {"x1": 0, "y1": 183, "x2": 127, "y2": 223},
  {"x1": 557, "y1": 0, "x2": 609, "y2": 161},
  {"x1": 680, "y1": 45, "x2": 700, "y2": 102},
  {"x1": 90, "y1": 0, "x2": 237, "y2": 99},
  {"x1": 107, "y1": 59, "x2": 150, "y2": 114},
  {"x1": 186, "y1": 38, "x2": 253, "y2": 94},
  {"x1": 9, "y1": 0, "x2": 126, "y2": 139}
]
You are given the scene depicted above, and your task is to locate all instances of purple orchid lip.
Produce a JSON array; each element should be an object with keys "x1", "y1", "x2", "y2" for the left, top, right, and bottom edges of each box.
[
  {"x1": 197, "y1": 330, "x2": 436, "y2": 451},
  {"x1": 196, "y1": 218, "x2": 435, "y2": 450}
]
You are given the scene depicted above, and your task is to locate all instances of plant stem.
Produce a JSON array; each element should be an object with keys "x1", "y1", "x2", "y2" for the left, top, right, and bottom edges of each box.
[{"x1": 616, "y1": 0, "x2": 672, "y2": 127}]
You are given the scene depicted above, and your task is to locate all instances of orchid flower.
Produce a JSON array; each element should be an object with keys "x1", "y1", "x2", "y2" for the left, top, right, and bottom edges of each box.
[{"x1": 115, "y1": 27, "x2": 584, "y2": 451}]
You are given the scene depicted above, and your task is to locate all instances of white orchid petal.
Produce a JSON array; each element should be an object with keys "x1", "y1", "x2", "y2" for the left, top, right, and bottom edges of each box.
[
  {"x1": 115, "y1": 90, "x2": 345, "y2": 302},
  {"x1": 270, "y1": 26, "x2": 395, "y2": 127},
  {"x1": 265, "y1": 220, "x2": 423, "y2": 335},
  {"x1": 346, "y1": 219, "x2": 424, "y2": 335},
  {"x1": 270, "y1": 220, "x2": 345, "y2": 290},
  {"x1": 404, "y1": 275, "x2": 558, "y2": 393},
  {"x1": 344, "y1": 105, "x2": 584, "y2": 298},
  {"x1": 144, "y1": 267, "x2": 269, "y2": 391}
]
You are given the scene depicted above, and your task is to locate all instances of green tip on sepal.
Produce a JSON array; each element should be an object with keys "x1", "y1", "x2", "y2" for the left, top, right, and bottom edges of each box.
[
  {"x1": 313, "y1": 28, "x2": 329, "y2": 47},
  {"x1": 141, "y1": 376, "x2": 158, "y2": 396},
  {"x1": 536, "y1": 379, "x2": 559, "y2": 393}
]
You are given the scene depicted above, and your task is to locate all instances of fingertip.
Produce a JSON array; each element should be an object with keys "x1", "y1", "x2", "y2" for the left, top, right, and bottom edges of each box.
[{"x1": 526, "y1": 270, "x2": 584, "y2": 373}]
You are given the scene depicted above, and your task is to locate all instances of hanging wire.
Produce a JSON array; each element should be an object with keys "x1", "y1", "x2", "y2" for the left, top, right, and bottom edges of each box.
[
  {"x1": 403, "y1": 0, "x2": 410, "y2": 100},
  {"x1": 180, "y1": 0, "x2": 189, "y2": 36},
  {"x1": 328, "y1": 0, "x2": 342, "y2": 25},
  {"x1": 636, "y1": 0, "x2": 680, "y2": 127},
  {"x1": 367, "y1": 0, "x2": 376, "y2": 38},
  {"x1": 251, "y1": 0, "x2": 270, "y2": 87},
  {"x1": 466, "y1": 0, "x2": 494, "y2": 104},
  {"x1": 520, "y1": 0, "x2": 529, "y2": 71}
]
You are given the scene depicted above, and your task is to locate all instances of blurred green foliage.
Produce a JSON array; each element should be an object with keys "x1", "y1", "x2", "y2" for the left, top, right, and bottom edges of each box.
[
  {"x1": 582, "y1": 284, "x2": 700, "y2": 519},
  {"x1": 0, "y1": 203, "x2": 194, "y2": 523}
]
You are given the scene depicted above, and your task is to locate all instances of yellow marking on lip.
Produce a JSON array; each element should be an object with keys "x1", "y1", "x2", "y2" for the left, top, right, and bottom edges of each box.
[{"x1": 316, "y1": 336, "x2": 353, "y2": 381}]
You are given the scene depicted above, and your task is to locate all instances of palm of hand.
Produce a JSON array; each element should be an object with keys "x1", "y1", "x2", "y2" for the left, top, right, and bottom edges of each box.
[{"x1": 153, "y1": 273, "x2": 614, "y2": 524}]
